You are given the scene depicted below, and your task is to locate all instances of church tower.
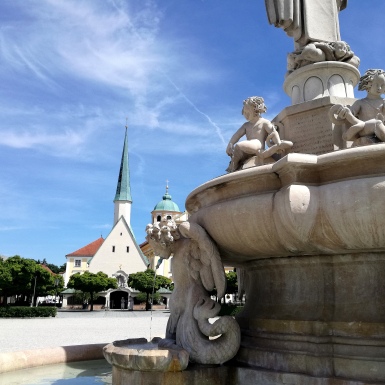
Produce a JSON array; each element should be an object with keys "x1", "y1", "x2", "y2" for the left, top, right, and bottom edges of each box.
[{"x1": 113, "y1": 126, "x2": 132, "y2": 225}]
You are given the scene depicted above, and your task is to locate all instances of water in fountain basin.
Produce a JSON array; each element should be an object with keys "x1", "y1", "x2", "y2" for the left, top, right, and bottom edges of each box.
[
  {"x1": 149, "y1": 267, "x2": 157, "y2": 341},
  {"x1": 0, "y1": 359, "x2": 112, "y2": 385},
  {"x1": 149, "y1": 258, "x2": 163, "y2": 340}
]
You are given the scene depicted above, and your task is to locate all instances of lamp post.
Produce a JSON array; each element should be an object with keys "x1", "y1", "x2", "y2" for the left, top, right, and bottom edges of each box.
[
  {"x1": 30, "y1": 276, "x2": 37, "y2": 307},
  {"x1": 54, "y1": 277, "x2": 60, "y2": 304}
]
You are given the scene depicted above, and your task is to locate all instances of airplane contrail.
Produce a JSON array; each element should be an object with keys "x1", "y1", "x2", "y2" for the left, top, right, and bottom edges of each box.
[
  {"x1": 162, "y1": 73, "x2": 227, "y2": 145},
  {"x1": 112, "y1": 0, "x2": 227, "y2": 145}
]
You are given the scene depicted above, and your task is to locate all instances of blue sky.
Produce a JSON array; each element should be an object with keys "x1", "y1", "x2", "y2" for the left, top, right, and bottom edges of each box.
[{"x1": 0, "y1": 1, "x2": 384, "y2": 267}]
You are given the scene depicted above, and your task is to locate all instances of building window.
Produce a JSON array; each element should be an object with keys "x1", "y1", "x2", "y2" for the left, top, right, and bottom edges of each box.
[
  {"x1": 74, "y1": 259, "x2": 81, "y2": 267},
  {"x1": 157, "y1": 215, "x2": 161, "y2": 222},
  {"x1": 112, "y1": 246, "x2": 115, "y2": 252},
  {"x1": 126, "y1": 246, "x2": 129, "y2": 253},
  {"x1": 167, "y1": 215, "x2": 172, "y2": 220}
]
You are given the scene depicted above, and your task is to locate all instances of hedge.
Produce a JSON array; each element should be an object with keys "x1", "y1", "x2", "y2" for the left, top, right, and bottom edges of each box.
[
  {"x1": 0, "y1": 306, "x2": 57, "y2": 318},
  {"x1": 218, "y1": 304, "x2": 244, "y2": 316}
]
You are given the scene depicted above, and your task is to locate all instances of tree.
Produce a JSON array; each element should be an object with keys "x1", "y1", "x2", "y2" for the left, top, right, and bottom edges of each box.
[
  {"x1": 0, "y1": 256, "x2": 62, "y2": 306},
  {"x1": 67, "y1": 271, "x2": 117, "y2": 311},
  {"x1": 225, "y1": 271, "x2": 238, "y2": 295},
  {"x1": 128, "y1": 269, "x2": 172, "y2": 310},
  {"x1": 35, "y1": 259, "x2": 66, "y2": 274},
  {"x1": 135, "y1": 291, "x2": 161, "y2": 305},
  {"x1": 0, "y1": 259, "x2": 12, "y2": 305}
]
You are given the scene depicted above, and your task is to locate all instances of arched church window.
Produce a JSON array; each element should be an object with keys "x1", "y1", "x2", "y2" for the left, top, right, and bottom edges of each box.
[{"x1": 157, "y1": 215, "x2": 161, "y2": 222}]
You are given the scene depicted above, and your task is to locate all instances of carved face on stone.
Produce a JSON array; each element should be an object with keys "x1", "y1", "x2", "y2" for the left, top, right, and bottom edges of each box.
[
  {"x1": 242, "y1": 103, "x2": 256, "y2": 121},
  {"x1": 333, "y1": 41, "x2": 348, "y2": 59},
  {"x1": 242, "y1": 96, "x2": 267, "y2": 120},
  {"x1": 368, "y1": 74, "x2": 385, "y2": 98}
]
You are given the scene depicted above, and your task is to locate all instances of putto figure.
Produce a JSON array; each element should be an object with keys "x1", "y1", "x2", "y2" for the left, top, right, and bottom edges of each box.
[
  {"x1": 287, "y1": 40, "x2": 359, "y2": 75},
  {"x1": 226, "y1": 96, "x2": 292, "y2": 172},
  {"x1": 329, "y1": 69, "x2": 385, "y2": 147}
]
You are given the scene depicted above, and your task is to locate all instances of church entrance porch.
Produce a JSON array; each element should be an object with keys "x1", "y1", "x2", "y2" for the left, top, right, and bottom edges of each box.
[{"x1": 106, "y1": 289, "x2": 134, "y2": 310}]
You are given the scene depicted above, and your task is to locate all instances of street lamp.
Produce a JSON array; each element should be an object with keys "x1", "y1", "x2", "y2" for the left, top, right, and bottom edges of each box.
[
  {"x1": 30, "y1": 276, "x2": 37, "y2": 307},
  {"x1": 54, "y1": 277, "x2": 59, "y2": 304}
]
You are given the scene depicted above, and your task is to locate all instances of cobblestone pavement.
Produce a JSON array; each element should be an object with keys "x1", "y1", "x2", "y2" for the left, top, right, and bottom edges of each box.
[{"x1": 0, "y1": 310, "x2": 170, "y2": 353}]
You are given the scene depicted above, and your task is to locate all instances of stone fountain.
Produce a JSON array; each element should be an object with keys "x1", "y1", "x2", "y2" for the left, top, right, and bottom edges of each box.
[{"x1": 104, "y1": 2, "x2": 385, "y2": 384}]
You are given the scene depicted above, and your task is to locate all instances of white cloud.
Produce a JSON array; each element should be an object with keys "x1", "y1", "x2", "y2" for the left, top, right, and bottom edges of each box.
[
  {"x1": 91, "y1": 223, "x2": 111, "y2": 230},
  {"x1": 0, "y1": 0, "x2": 233, "y2": 163}
]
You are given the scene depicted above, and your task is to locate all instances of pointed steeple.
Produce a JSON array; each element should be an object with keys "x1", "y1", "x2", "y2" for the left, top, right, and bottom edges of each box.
[
  {"x1": 114, "y1": 124, "x2": 133, "y2": 225},
  {"x1": 114, "y1": 125, "x2": 132, "y2": 202}
]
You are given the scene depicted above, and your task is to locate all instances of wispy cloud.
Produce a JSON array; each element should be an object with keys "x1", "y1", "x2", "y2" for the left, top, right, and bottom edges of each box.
[
  {"x1": 0, "y1": 0, "x2": 227, "y2": 159},
  {"x1": 0, "y1": 129, "x2": 85, "y2": 152},
  {"x1": 162, "y1": 74, "x2": 227, "y2": 145},
  {"x1": 0, "y1": 226, "x2": 25, "y2": 232},
  {"x1": 91, "y1": 223, "x2": 111, "y2": 230}
]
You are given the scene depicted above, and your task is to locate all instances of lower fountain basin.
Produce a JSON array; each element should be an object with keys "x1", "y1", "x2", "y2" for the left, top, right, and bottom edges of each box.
[
  {"x1": 0, "y1": 359, "x2": 112, "y2": 385},
  {"x1": 103, "y1": 337, "x2": 189, "y2": 384}
]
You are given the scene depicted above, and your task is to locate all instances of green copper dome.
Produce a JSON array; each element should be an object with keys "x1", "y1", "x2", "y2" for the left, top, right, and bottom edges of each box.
[{"x1": 154, "y1": 191, "x2": 180, "y2": 212}]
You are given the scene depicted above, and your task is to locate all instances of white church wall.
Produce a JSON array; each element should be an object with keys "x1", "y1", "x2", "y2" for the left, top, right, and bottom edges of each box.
[{"x1": 89, "y1": 218, "x2": 147, "y2": 277}]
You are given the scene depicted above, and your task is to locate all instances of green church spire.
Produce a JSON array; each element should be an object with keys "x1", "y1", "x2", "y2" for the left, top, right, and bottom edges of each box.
[{"x1": 114, "y1": 125, "x2": 132, "y2": 202}]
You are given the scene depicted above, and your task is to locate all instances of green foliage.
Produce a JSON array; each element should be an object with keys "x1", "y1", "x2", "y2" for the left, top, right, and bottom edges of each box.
[
  {"x1": 67, "y1": 271, "x2": 117, "y2": 311},
  {"x1": 218, "y1": 304, "x2": 244, "y2": 316},
  {"x1": 67, "y1": 271, "x2": 117, "y2": 294},
  {"x1": 225, "y1": 271, "x2": 238, "y2": 295},
  {"x1": 135, "y1": 291, "x2": 161, "y2": 304},
  {"x1": 128, "y1": 269, "x2": 172, "y2": 310},
  {"x1": 128, "y1": 269, "x2": 172, "y2": 294},
  {"x1": 0, "y1": 306, "x2": 57, "y2": 318},
  {"x1": 35, "y1": 259, "x2": 66, "y2": 274},
  {"x1": 0, "y1": 256, "x2": 64, "y2": 305}
]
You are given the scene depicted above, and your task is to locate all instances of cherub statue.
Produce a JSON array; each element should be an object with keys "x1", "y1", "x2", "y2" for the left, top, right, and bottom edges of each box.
[
  {"x1": 226, "y1": 96, "x2": 293, "y2": 172},
  {"x1": 329, "y1": 69, "x2": 385, "y2": 147},
  {"x1": 287, "y1": 41, "x2": 360, "y2": 75},
  {"x1": 146, "y1": 220, "x2": 241, "y2": 365}
]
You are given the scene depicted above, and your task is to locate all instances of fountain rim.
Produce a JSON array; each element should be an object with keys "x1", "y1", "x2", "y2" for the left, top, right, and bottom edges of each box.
[
  {"x1": 185, "y1": 144, "x2": 385, "y2": 214},
  {"x1": 0, "y1": 343, "x2": 106, "y2": 374}
]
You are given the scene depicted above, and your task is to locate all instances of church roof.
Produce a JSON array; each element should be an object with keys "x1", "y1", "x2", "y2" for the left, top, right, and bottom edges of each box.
[
  {"x1": 114, "y1": 127, "x2": 132, "y2": 202},
  {"x1": 117, "y1": 216, "x2": 150, "y2": 267},
  {"x1": 66, "y1": 236, "x2": 104, "y2": 257},
  {"x1": 153, "y1": 188, "x2": 180, "y2": 212},
  {"x1": 87, "y1": 216, "x2": 149, "y2": 268},
  {"x1": 40, "y1": 264, "x2": 56, "y2": 275}
]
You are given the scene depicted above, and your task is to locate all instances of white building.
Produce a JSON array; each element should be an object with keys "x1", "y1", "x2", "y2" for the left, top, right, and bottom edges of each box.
[{"x1": 63, "y1": 128, "x2": 149, "y2": 309}]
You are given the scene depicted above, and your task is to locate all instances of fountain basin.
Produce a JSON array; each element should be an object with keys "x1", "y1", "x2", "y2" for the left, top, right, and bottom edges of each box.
[
  {"x1": 186, "y1": 145, "x2": 385, "y2": 262},
  {"x1": 185, "y1": 145, "x2": 385, "y2": 383},
  {"x1": 0, "y1": 344, "x2": 106, "y2": 374}
]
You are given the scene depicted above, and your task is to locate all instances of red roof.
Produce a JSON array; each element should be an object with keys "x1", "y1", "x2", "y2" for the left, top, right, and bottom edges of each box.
[
  {"x1": 66, "y1": 236, "x2": 104, "y2": 257},
  {"x1": 40, "y1": 264, "x2": 55, "y2": 275}
]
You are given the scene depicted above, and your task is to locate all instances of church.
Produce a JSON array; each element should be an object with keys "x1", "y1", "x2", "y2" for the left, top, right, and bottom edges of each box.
[{"x1": 62, "y1": 127, "x2": 186, "y2": 309}]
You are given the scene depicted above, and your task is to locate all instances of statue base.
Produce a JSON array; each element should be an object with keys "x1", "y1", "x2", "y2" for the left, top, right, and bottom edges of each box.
[
  {"x1": 284, "y1": 62, "x2": 360, "y2": 105},
  {"x1": 235, "y1": 253, "x2": 385, "y2": 383},
  {"x1": 274, "y1": 95, "x2": 356, "y2": 154}
]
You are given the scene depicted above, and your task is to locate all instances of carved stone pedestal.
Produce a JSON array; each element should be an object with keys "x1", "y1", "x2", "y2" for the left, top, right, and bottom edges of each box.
[
  {"x1": 284, "y1": 62, "x2": 360, "y2": 105},
  {"x1": 274, "y1": 95, "x2": 356, "y2": 154}
]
